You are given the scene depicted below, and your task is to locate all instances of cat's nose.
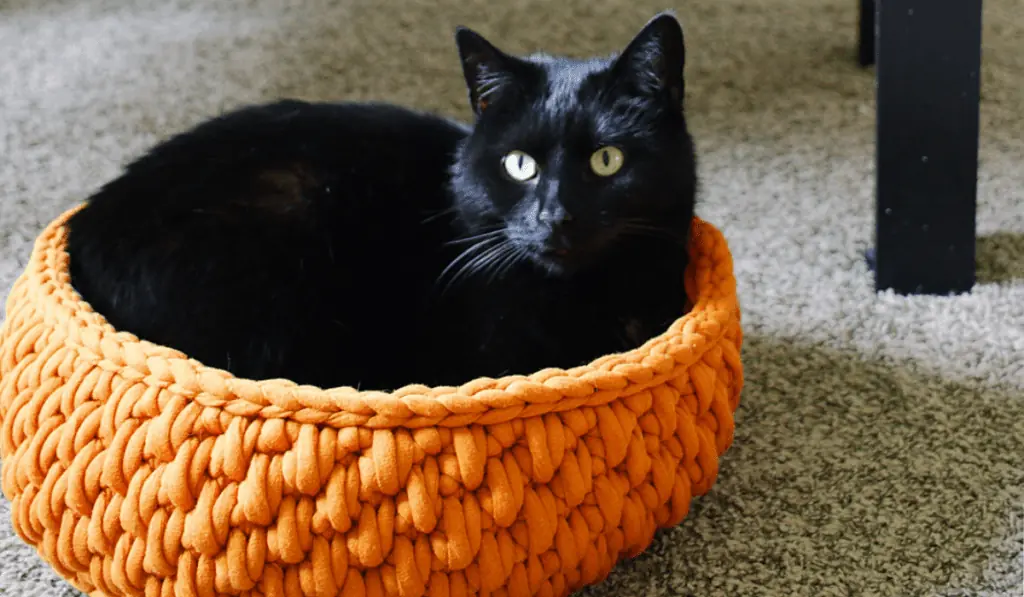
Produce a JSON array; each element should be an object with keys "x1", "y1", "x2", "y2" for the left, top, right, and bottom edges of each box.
[{"x1": 536, "y1": 206, "x2": 576, "y2": 256}]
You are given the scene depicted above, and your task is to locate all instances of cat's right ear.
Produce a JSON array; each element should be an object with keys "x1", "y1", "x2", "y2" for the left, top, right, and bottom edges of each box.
[
  {"x1": 612, "y1": 12, "x2": 686, "y2": 106},
  {"x1": 454, "y1": 27, "x2": 518, "y2": 116}
]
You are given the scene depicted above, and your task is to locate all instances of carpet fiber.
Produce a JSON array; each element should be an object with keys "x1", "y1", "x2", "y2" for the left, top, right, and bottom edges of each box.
[{"x1": 1, "y1": 0, "x2": 1022, "y2": 595}]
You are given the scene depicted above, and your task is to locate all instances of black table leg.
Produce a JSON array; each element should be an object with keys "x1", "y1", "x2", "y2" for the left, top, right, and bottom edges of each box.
[
  {"x1": 871, "y1": 0, "x2": 983, "y2": 295},
  {"x1": 858, "y1": 0, "x2": 875, "y2": 66}
]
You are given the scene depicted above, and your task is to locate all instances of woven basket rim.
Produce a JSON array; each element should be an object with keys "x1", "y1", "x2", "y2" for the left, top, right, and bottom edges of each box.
[{"x1": 5, "y1": 205, "x2": 740, "y2": 429}]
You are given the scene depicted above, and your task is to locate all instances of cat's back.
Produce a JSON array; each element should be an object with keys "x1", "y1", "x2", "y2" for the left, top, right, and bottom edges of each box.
[
  {"x1": 71, "y1": 100, "x2": 468, "y2": 227},
  {"x1": 66, "y1": 99, "x2": 469, "y2": 388}
]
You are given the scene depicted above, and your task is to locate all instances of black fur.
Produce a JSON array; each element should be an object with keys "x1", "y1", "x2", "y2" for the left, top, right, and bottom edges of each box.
[{"x1": 66, "y1": 13, "x2": 698, "y2": 390}]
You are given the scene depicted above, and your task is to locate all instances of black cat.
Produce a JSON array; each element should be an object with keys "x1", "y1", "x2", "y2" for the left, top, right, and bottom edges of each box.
[{"x1": 66, "y1": 13, "x2": 699, "y2": 391}]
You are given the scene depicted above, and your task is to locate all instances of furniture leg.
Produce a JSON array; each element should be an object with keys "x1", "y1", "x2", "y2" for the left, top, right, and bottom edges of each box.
[{"x1": 870, "y1": 0, "x2": 983, "y2": 295}]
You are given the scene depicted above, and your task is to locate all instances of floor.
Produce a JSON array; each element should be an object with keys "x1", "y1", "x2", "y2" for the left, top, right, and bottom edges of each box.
[{"x1": 1, "y1": 0, "x2": 1022, "y2": 595}]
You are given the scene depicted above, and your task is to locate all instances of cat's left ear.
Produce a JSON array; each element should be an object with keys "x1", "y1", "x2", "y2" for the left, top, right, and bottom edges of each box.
[
  {"x1": 613, "y1": 12, "x2": 686, "y2": 105},
  {"x1": 454, "y1": 27, "x2": 521, "y2": 116}
]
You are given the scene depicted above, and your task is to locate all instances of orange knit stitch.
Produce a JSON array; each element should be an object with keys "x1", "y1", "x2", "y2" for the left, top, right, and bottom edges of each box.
[{"x1": 0, "y1": 206, "x2": 742, "y2": 597}]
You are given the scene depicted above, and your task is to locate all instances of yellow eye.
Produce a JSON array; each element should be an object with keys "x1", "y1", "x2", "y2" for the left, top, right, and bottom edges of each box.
[
  {"x1": 502, "y1": 150, "x2": 538, "y2": 182},
  {"x1": 590, "y1": 146, "x2": 624, "y2": 177}
]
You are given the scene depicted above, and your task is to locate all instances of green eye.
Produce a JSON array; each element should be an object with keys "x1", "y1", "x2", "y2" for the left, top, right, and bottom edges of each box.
[
  {"x1": 502, "y1": 150, "x2": 538, "y2": 182},
  {"x1": 590, "y1": 146, "x2": 624, "y2": 177}
]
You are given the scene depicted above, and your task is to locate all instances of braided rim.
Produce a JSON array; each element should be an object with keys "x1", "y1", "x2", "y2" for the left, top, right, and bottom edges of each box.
[{"x1": 3, "y1": 205, "x2": 741, "y2": 430}]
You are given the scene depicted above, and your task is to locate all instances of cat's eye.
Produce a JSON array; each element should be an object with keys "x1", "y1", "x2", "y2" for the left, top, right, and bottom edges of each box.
[
  {"x1": 502, "y1": 150, "x2": 538, "y2": 182},
  {"x1": 589, "y1": 146, "x2": 625, "y2": 177}
]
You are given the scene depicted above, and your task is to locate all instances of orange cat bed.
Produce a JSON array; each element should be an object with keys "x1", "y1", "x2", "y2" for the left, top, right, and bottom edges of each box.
[{"x1": 0, "y1": 205, "x2": 742, "y2": 597}]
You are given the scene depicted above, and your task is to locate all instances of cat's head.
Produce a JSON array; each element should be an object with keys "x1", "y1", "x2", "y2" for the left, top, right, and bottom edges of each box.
[{"x1": 449, "y1": 12, "x2": 697, "y2": 276}]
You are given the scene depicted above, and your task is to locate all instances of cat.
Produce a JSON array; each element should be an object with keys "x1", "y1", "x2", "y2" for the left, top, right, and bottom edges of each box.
[{"x1": 66, "y1": 12, "x2": 699, "y2": 391}]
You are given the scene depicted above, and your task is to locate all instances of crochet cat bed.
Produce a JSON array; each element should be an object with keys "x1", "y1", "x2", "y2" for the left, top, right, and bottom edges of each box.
[{"x1": 0, "y1": 205, "x2": 742, "y2": 597}]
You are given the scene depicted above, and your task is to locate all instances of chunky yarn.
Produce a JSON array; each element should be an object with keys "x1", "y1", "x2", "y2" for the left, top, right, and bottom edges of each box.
[{"x1": 0, "y1": 206, "x2": 742, "y2": 597}]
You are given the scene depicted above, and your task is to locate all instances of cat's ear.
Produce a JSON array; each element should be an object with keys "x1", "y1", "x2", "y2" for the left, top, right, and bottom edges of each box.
[
  {"x1": 454, "y1": 26, "x2": 520, "y2": 116},
  {"x1": 612, "y1": 12, "x2": 686, "y2": 105}
]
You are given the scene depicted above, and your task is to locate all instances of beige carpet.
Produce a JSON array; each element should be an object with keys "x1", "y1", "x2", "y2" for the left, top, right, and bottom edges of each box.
[{"x1": 2, "y1": 0, "x2": 1022, "y2": 595}]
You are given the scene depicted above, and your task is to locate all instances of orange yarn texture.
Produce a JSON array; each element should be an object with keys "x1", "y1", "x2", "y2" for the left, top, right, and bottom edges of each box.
[{"x1": 0, "y1": 206, "x2": 742, "y2": 597}]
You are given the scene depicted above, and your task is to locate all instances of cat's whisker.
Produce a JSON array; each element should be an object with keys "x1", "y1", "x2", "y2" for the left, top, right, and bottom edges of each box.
[
  {"x1": 420, "y1": 207, "x2": 457, "y2": 224},
  {"x1": 485, "y1": 243, "x2": 522, "y2": 285},
  {"x1": 479, "y1": 245, "x2": 511, "y2": 286},
  {"x1": 471, "y1": 241, "x2": 515, "y2": 283},
  {"x1": 620, "y1": 220, "x2": 687, "y2": 246},
  {"x1": 439, "y1": 239, "x2": 508, "y2": 292},
  {"x1": 436, "y1": 237, "x2": 500, "y2": 288},
  {"x1": 439, "y1": 247, "x2": 495, "y2": 287},
  {"x1": 500, "y1": 247, "x2": 528, "y2": 280},
  {"x1": 459, "y1": 238, "x2": 527, "y2": 289},
  {"x1": 444, "y1": 228, "x2": 505, "y2": 247}
]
